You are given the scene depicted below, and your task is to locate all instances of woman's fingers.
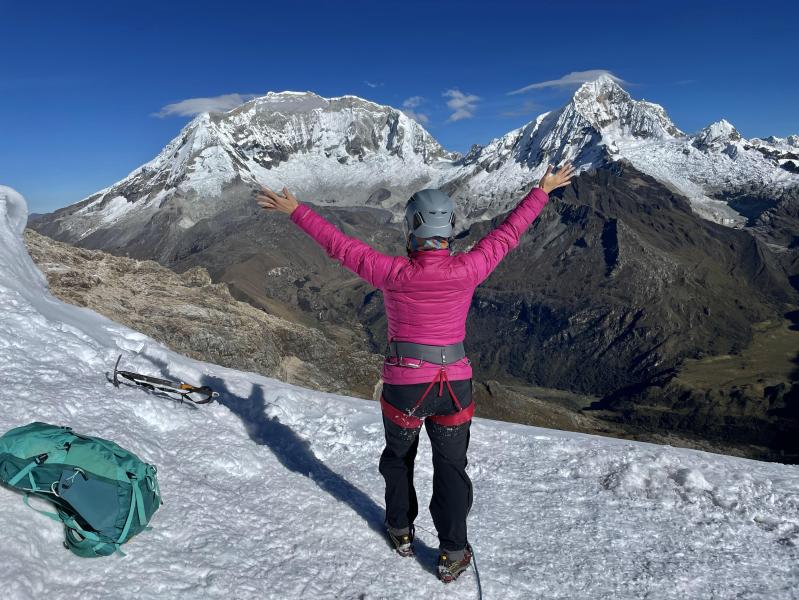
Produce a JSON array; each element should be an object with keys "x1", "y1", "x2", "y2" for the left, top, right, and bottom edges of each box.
[
  {"x1": 283, "y1": 187, "x2": 297, "y2": 202},
  {"x1": 256, "y1": 194, "x2": 278, "y2": 208},
  {"x1": 259, "y1": 185, "x2": 298, "y2": 204},
  {"x1": 256, "y1": 185, "x2": 297, "y2": 215},
  {"x1": 260, "y1": 186, "x2": 282, "y2": 201},
  {"x1": 553, "y1": 162, "x2": 576, "y2": 188},
  {"x1": 258, "y1": 186, "x2": 290, "y2": 206},
  {"x1": 559, "y1": 162, "x2": 576, "y2": 177}
]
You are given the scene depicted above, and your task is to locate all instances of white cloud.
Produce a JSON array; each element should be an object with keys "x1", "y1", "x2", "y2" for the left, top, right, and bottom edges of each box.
[
  {"x1": 443, "y1": 89, "x2": 480, "y2": 122},
  {"x1": 401, "y1": 96, "x2": 430, "y2": 124},
  {"x1": 402, "y1": 109, "x2": 430, "y2": 125},
  {"x1": 153, "y1": 93, "x2": 259, "y2": 118},
  {"x1": 402, "y1": 96, "x2": 425, "y2": 109},
  {"x1": 364, "y1": 80, "x2": 384, "y2": 88},
  {"x1": 507, "y1": 70, "x2": 628, "y2": 95}
]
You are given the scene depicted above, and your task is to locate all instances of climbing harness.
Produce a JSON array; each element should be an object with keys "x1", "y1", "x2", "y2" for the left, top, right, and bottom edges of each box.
[{"x1": 382, "y1": 340, "x2": 473, "y2": 426}]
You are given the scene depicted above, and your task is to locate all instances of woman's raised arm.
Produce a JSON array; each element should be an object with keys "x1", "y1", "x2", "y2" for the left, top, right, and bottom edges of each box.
[
  {"x1": 463, "y1": 162, "x2": 575, "y2": 285},
  {"x1": 257, "y1": 186, "x2": 396, "y2": 289}
]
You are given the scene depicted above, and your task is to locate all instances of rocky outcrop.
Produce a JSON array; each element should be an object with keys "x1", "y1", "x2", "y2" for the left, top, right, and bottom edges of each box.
[{"x1": 24, "y1": 229, "x2": 382, "y2": 399}]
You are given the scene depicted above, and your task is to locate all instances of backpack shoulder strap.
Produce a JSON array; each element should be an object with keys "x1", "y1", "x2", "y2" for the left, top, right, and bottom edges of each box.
[{"x1": 7, "y1": 453, "x2": 48, "y2": 486}]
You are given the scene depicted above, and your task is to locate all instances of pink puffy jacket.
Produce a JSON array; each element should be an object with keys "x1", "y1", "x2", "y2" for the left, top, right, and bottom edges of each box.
[{"x1": 289, "y1": 186, "x2": 550, "y2": 393}]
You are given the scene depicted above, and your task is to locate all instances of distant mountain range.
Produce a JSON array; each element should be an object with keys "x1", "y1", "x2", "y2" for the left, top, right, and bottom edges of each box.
[{"x1": 34, "y1": 74, "x2": 799, "y2": 254}]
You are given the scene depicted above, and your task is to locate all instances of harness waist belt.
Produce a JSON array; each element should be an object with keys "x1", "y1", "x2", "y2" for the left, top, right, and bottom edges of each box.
[{"x1": 386, "y1": 341, "x2": 466, "y2": 365}]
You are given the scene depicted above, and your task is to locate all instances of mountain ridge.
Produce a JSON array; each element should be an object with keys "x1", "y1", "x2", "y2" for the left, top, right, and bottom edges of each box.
[{"x1": 33, "y1": 75, "x2": 799, "y2": 244}]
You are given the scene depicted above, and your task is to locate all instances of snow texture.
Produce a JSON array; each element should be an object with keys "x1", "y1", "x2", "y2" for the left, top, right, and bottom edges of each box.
[{"x1": 2, "y1": 187, "x2": 799, "y2": 598}]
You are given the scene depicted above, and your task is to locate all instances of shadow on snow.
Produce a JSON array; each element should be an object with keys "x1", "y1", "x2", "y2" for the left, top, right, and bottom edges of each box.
[{"x1": 203, "y1": 372, "x2": 439, "y2": 573}]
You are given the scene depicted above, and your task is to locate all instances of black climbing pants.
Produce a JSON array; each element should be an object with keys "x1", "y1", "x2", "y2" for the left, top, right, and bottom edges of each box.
[{"x1": 379, "y1": 379, "x2": 474, "y2": 552}]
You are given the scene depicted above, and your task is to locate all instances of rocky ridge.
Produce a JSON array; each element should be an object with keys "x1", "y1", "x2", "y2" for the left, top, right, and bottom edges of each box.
[{"x1": 24, "y1": 229, "x2": 382, "y2": 399}]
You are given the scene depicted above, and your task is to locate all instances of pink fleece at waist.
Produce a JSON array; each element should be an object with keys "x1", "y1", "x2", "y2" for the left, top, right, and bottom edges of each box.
[{"x1": 381, "y1": 357, "x2": 473, "y2": 384}]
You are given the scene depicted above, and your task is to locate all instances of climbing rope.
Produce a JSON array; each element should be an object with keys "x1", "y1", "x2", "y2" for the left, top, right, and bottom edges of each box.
[{"x1": 470, "y1": 542, "x2": 483, "y2": 600}]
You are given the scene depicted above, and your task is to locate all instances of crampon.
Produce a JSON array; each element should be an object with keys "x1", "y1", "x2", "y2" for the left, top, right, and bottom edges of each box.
[
  {"x1": 437, "y1": 544, "x2": 473, "y2": 583},
  {"x1": 386, "y1": 524, "x2": 415, "y2": 557}
]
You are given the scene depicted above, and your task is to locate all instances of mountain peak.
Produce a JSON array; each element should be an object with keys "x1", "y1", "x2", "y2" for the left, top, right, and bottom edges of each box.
[
  {"x1": 575, "y1": 73, "x2": 628, "y2": 97},
  {"x1": 228, "y1": 90, "x2": 415, "y2": 122},
  {"x1": 237, "y1": 91, "x2": 329, "y2": 115},
  {"x1": 693, "y1": 119, "x2": 742, "y2": 150},
  {"x1": 711, "y1": 118, "x2": 738, "y2": 134},
  {"x1": 36, "y1": 90, "x2": 454, "y2": 242},
  {"x1": 567, "y1": 74, "x2": 682, "y2": 139}
]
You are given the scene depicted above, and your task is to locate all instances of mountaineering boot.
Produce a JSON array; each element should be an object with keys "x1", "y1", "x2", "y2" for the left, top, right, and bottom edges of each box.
[
  {"x1": 386, "y1": 523, "x2": 415, "y2": 557},
  {"x1": 437, "y1": 544, "x2": 472, "y2": 583}
]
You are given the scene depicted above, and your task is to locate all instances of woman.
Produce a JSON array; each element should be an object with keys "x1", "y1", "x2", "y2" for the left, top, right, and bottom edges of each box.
[{"x1": 257, "y1": 161, "x2": 575, "y2": 582}]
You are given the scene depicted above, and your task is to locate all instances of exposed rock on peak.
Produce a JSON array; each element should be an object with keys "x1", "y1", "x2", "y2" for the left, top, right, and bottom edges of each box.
[
  {"x1": 570, "y1": 75, "x2": 684, "y2": 139},
  {"x1": 693, "y1": 119, "x2": 743, "y2": 151}
]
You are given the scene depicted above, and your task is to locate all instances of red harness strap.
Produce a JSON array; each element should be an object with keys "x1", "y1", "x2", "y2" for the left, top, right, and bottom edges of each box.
[
  {"x1": 407, "y1": 367, "x2": 463, "y2": 417},
  {"x1": 380, "y1": 396, "x2": 423, "y2": 429},
  {"x1": 381, "y1": 366, "x2": 472, "y2": 429},
  {"x1": 428, "y1": 402, "x2": 474, "y2": 426}
]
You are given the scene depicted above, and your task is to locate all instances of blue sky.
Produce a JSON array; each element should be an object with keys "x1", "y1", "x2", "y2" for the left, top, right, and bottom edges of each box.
[{"x1": 1, "y1": 0, "x2": 796, "y2": 213}]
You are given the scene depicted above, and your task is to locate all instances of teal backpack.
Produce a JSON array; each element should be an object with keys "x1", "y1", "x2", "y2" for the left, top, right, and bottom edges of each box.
[{"x1": 0, "y1": 422, "x2": 161, "y2": 557}]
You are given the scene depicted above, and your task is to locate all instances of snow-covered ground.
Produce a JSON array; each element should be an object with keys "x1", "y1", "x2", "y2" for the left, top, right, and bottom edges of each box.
[{"x1": 2, "y1": 184, "x2": 799, "y2": 599}]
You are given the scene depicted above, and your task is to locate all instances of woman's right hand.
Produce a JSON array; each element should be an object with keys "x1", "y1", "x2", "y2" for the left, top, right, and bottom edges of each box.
[
  {"x1": 256, "y1": 185, "x2": 299, "y2": 215},
  {"x1": 537, "y1": 161, "x2": 576, "y2": 194}
]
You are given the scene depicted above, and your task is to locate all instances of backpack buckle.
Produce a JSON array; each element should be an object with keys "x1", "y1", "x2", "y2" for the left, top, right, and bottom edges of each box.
[{"x1": 34, "y1": 453, "x2": 48, "y2": 465}]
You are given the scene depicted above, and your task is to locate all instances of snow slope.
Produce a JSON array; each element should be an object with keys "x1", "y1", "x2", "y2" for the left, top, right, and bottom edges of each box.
[{"x1": 2, "y1": 185, "x2": 799, "y2": 599}]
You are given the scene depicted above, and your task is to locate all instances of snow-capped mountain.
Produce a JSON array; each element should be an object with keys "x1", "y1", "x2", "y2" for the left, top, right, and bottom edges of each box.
[
  {"x1": 443, "y1": 75, "x2": 686, "y2": 218},
  {"x1": 41, "y1": 92, "x2": 456, "y2": 242},
  {"x1": 754, "y1": 134, "x2": 799, "y2": 149},
  {"x1": 692, "y1": 118, "x2": 742, "y2": 150},
  {"x1": 747, "y1": 134, "x2": 799, "y2": 173},
  {"x1": 4, "y1": 187, "x2": 799, "y2": 598},
  {"x1": 448, "y1": 75, "x2": 798, "y2": 226},
  {"x1": 34, "y1": 74, "x2": 799, "y2": 246}
]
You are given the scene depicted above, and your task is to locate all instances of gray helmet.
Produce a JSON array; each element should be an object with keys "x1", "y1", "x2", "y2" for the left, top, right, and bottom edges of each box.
[{"x1": 404, "y1": 189, "x2": 455, "y2": 238}]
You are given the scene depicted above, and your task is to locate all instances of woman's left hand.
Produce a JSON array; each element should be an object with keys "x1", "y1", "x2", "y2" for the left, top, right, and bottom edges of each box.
[{"x1": 256, "y1": 186, "x2": 299, "y2": 215}]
